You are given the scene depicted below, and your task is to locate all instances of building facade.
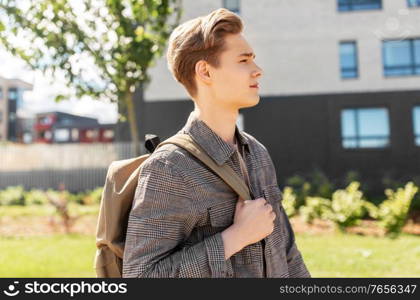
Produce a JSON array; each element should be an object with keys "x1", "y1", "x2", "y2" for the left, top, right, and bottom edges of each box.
[
  {"x1": 0, "y1": 76, "x2": 33, "y2": 142},
  {"x1": 34, "y1": 111, "x2": 115, "y2": 144},
  {"x1": 119, "y1": 0, "x2": 420, "y2": 195}
]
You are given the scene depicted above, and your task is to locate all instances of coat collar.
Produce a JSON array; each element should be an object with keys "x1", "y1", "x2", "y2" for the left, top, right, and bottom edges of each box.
[{"x1": 177, "y1": 111, "x2": 249, "y2": 166}]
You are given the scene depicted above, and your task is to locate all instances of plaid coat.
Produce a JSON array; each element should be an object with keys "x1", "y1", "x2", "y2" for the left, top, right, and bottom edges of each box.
[{"x1": 122, "y1": 111, "x2": 311, "y2": 278}]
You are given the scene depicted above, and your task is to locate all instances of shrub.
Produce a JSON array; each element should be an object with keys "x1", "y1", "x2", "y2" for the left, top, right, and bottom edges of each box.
[
  {"x1": 309, "y1": 169, "x2": 335, "y2": 199},
  {"x1": 377, "y1": 182, "x2": 418, "y2": 238},
  {"x1": 0, "y1": 186, "x2": 25, "y2": 206},
  {"x1": 68, "y1": 192, "x2": 87, "y2": 205},
  {"x1": 284, "y1": 169, "x2": 335, "y2": 209},
  {"x1": 328, "y1": 182, "x2": 367, "y2": 231},
  {"x1": 24, "y1": 189, "x2": 49, "y2": 206},
  {"x1": 81, "y1": 187, "x2": 103, "y2": 205},
  {"x1": 285, "y1": 175, "x2": 310, "y2": 208},
  {"x1": 299, "y1": 196, "x2": 332, "y2": 224},
  {"x1": 282, "y1": 186, "x2": 297, "y2": 218}
]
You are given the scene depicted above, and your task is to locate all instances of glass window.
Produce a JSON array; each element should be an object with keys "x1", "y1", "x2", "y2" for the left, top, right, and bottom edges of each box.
[
  {"x1": 340, "y1": 41, "x2": 358, "y2": 79},
  {"x1": 86, "y1": 129, "x2": 98, "y2": 139},
  {"x1": 8, "y1": 88, "x2": 17, "y2": 101},
  {"x1": 40, "y1": 115, "x2": 53, "y2": 125},
  {"x1": 415, "y1": 40, "x2": 420, "y2": 74},
  {"x1": 54, "y1": 129, "x2": 70, "y2": 142},
  {"x1": 338, "y1": 0, "x2": 382, "y2": 11},
  {"x1": 71, "y1": 128, "x2": 79, "y2": 141},
  {"x1": 223, "y1": 0, "x2": 240, "y2": 13},
  {"x1": 341, "y1": 107, "x2": 390, "y2": 149},
  {"x1": 408, "y1": 0, "x2": 420, "y2": 7},
  {"x1": 413, "y1": 106, "x2": 420, "y2": 146},
  {"x1": 383, "y1": 39, "x2": 420, "y2": 76},
  {"x1": 103, "y1": 129, "x2": 114, "y2": 139}
]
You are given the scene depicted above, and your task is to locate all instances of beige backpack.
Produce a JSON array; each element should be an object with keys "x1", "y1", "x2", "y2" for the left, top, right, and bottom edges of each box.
[{"x1": 94, "y1": 133, "x2": 251, "y2": 277}]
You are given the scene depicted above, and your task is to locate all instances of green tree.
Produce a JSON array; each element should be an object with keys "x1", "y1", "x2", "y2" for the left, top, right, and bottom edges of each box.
[{"x1": 0, "y1": 0, "x2": 182, "y2": 155}]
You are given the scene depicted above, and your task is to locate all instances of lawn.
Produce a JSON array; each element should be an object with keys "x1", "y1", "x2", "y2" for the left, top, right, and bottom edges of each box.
[
  {"x1": 0, "y1": 234, "x2": 97, "y2": 277},
  {"x1": 1, "y1": 232, "x2": 419, "y2": 277},
  {"x1": 297, "y1": 232, "x2": 420, "y2": 277}
]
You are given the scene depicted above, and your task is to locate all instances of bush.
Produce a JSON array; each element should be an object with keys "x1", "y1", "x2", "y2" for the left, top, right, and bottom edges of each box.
[
  {"x1": 410, "y1": 176, "x2": 420, "y2": 211},
  {"x1": 284, "y1": 169, "x2": 335, "y2": 209},
  {"x1": 68, "y1": 192, "x2": 87, "y2": 205},
  {"x1": 83, "y1": 187, "x2": 103, "y2": 205},
  {"x1": 377, "y1": 182, "x2": 418, "y2": 238},
  {"x1": 282, "y1": 186, "x2": 297, "y2": 218},
  {"x1": 327, "y1": 182, "x2": 368, "y2": 231},
  {"x1": 24, "y1": 189, "x2": 49, "y2": 206},
  {"x1": 299, "y1": 196, "x2": 332, "y2": 224},
  {"x1": 285, "y1": 175, "x2": 310, "y2": 208},
  {"x1": 0, "y1": 186, "x2": 25, "y2": 206}
]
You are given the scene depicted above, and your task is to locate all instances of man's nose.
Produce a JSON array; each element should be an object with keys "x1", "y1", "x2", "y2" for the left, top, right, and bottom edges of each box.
[{"x1": 253, "y1": 65, "x2": 263, "y2": 78}]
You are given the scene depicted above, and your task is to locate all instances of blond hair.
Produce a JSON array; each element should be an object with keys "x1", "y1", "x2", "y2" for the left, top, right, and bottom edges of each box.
[{"x1": 166, "y1": 8, "x2": 243, "y2": 98}]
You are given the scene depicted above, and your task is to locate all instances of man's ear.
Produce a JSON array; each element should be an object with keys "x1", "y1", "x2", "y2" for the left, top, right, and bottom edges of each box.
[{"x1": 195, "y1": 60, "x2": 211, "y2": 84}]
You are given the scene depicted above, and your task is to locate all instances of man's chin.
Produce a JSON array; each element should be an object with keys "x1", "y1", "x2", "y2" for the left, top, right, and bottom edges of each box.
[{"x1": 240, "y1": 96, "x2": 260, "y2": 108}]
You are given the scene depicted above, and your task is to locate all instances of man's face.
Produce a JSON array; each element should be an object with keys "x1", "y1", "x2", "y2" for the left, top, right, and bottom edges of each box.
[{"x1": 206, "y1": 33, "x2": 263, "y2": 110}]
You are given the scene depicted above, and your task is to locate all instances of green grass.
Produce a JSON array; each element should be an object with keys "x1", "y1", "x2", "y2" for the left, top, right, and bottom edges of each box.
[
  {"x1": 0, "y1": 234, "x2": 97, "y2": 277},
  {"x1": 0, "y1": 233, "x2": 419, "y2": 277},
  {"x1": 296, "y1": 232, "x2": 420, "y2": 277},
  {"x1": 0, "y1": 204, "x2": 99, "y2": 218}
]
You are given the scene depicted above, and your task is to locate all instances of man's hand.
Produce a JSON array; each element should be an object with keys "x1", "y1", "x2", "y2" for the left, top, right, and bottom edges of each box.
[{"x1": 221, "y1": 197, "x2": 276, "y2": 259}]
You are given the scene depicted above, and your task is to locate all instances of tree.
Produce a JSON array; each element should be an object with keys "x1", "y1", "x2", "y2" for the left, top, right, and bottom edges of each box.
[{"x1": 0, "y1": 0, "x2": 182, "y2": 155}]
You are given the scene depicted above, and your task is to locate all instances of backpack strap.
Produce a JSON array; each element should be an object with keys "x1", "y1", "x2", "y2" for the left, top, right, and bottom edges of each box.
[{"x1": 157, "y1": 133, "x2": 251, "y2": 201}]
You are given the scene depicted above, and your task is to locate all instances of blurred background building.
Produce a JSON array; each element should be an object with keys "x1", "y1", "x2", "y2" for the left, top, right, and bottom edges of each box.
[
  {"x1": 0, "y1": 75, "x2": 33, "y2": 142},
  {"x1": 34, "y1": 111, "x2": 115, "y2": 144},
  {"x1": 118, "y1": 0, "x2": 420, "y2": 195}
]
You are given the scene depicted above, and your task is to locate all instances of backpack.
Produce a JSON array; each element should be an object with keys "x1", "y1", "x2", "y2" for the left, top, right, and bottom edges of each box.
[{"x1": 94, "y1": 133, "x2": 251, "y2": 278}]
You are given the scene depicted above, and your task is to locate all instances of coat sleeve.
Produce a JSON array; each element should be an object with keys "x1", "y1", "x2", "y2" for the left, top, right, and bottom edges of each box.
[{"x1": 122, "y1": 158, "x2": 233, "y2": 278}]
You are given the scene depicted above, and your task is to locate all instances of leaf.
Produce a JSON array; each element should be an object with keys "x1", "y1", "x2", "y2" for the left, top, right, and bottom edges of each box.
[{"x1": 54, "y1": 94, "x2": 66, "y2": 103}]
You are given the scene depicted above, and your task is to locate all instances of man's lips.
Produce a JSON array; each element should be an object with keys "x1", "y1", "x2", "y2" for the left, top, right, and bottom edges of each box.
[{"x1": 250, "y1": 84, "x2": 259, "y2": 88}]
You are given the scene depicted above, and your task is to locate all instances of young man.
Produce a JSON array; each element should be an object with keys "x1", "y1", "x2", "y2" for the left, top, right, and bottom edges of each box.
[{"x1": 122, "y1": 8, "x2": 310, "y2": 278}]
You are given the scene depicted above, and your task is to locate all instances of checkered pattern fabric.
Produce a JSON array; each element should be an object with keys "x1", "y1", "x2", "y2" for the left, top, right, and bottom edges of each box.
[{"x1": 122, "y1": 111, "x2": 311, "y2": 278}]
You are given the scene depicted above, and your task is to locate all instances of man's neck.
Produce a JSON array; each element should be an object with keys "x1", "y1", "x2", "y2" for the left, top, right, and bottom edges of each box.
[{"x1": 193, "y1": 105, "x2": 238, "y2": 147}]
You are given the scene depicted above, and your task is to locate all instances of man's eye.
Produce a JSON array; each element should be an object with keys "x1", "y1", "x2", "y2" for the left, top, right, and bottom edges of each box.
[{"x1": 240, "y1": 59, "x2": 247, "y2": 63}]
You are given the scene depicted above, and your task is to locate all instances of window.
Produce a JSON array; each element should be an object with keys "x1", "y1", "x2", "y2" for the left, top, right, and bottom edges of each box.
[
  {"x1": 44, "y1": 130, "x2": 52, "y2": 140},
  {"x1": 54, "y1": 129, "x2": 70, "y2": 142},
  {"x1": 408, "y1": 0, "x2": 420, "y2": 7},
  {"x1": 383, "y1": 39, "x2": 420, "y2": 76},
  {"x1": 71, "y1": 128, "x2": 79, "y2": 141},
  {"x1": 338, "y1": 0, "x2": 382, "y2": 11},
  {"x1": 0, "y1": 88, "x2": 3, "y2": 99},
  {"x1": 339, "y1": 41, "x2": 359, "y2": 79},
  {"x1": 223, "y1": 0, "x2": 240, "y2": 14},
  {"x1": 413, "y1": 106, "x2": 420, "y2": 146},
  {"x1": 86, "y1": 129, "x2": 98, "y2": 139},
  {"x1": 39, "y1": 115, "x2": 53, "y2": 125},
  {"x1": 341, "y1": 107, "x2": 390, "y2": 148},
  {"x1": 8, "y1": 88, "x2": 17, "y2": 101},
  {"x1": 103, "y1": 129, "x2": 114, "y2": 139}
]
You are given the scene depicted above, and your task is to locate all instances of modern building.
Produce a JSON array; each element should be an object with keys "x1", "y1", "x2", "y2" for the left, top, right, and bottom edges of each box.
[
  {"x1": 34, "y1": 111, "x2": 115, "y2": 144},
  {"x1": 118, "y1": 0, "x2": 420, "y2": 195},
  {"x1": 0, "y1": 76, "x2": 33, "y2": 142}
]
